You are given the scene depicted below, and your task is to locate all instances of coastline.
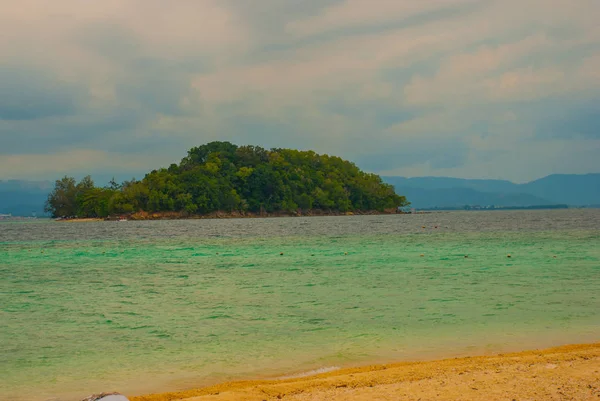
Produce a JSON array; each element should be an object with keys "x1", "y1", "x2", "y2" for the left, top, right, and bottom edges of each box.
[
  {"x1": 56, "y1": 209, "x2": 409, "y2": 222},
  {"x1": 128, "y1": 209, "x2": 404, "y2": 220},
  {"x1": 131, "y1": 342, "x2": 600, "y2": 401}
]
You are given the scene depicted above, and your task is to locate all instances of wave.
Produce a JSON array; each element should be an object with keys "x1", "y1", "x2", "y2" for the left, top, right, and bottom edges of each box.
[{"x1": 278, "y1": 366, "x2": 340, "y2": 379}]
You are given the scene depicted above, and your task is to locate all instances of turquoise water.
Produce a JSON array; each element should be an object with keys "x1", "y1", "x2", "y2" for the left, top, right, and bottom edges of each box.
[{"x1": 1, "y1": 210, "x2": 599, "y2": 401}]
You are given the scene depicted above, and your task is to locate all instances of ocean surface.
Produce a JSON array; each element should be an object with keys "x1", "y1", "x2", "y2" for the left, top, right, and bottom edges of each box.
[{"x1": 1, "y1": 210, "x2": 599, "y2": 401}]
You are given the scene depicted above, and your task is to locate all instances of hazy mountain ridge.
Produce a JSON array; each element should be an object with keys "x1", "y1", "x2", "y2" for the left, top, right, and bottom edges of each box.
[
  {"x1": 383, "y1": 174, "x2": 600, "y2": 209},
  {"x1": 388, "y1": 187, "x2": 552, "y2": 209},
  {"x1": 522, "y1": 174, "x2": 600, "y2": 205}
]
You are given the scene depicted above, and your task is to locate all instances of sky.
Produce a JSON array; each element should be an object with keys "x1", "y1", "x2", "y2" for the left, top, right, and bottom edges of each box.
[{"x1": 1, "y1": 0, "x2": 599, "y2": 183}]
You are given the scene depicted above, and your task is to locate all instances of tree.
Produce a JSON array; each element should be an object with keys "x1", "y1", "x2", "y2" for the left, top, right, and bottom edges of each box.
[
  {"x1": 108, "y1": 177, "x2": 121, "y2": 190},
  {"x1": 45, "y1": 176, "x2": 78, "y2": 217},
  {"x1": 45, "y1": 142, "x2": 410, "y2": 218},
  {"x1": 78, "y1": 187, "x2": 114, "y2": 217}
]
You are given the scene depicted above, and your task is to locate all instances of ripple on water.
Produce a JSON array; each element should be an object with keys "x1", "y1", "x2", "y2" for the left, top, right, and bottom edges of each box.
[{"x1": 0, "y1": 210, "x2": 599, "y2": 401}]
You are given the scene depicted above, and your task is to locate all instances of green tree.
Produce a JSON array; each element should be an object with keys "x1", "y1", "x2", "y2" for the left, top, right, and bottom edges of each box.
[
  {"x1": 46, "y1": 142, "x2": 410, "y2": 218},
  {"x1": 45, "y1": 176, "x2": 78, "y2": 217}
]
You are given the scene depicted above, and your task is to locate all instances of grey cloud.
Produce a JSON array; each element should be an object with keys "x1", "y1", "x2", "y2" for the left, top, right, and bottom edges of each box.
[
  {"x1": 354, "y1": 139, "x2": 470, "y2": 171},
  {"x1": 77, "y1": 20, "x2": 142, "y2": 62},
  {"x1": 1, "y1": 43, "x2": 205, "y2": 157},
  {"x1": 0, "y1": 108, "x2": 142, "y2": 154},
  {"x1": 323, "y1": 101, "x2": 415, "y2": 128},
  {"x1": 117, "y1": 58, "x2": 205, "y2": 116},
  {"x1": 226, "y1": 0, "x2": 343, "y2": 36},
  {"x1": 536, "y1": 101, "x2": 600, "y2": 140},
  {"x1": 211, "y1": 114, "x2": 313, "y2": 151},
  {"x1": 0, "y1": 67, "x2": 82, "y2": 121},
  {"x1": 249, "y1": 1, "x2": 488, "y2": 59},
  {"x1": 77, "y1": 22, "x2": 202, "y2": 115},
  {"x1": 228, "y1": 0, "x2": 343, "y2": 21},
  {"x1": 515, "y1": 43, "x2": 600, "y2": 76},
  {"x1": 1, "y1": 0, "x2": 599, "y2": 182},
  {"x1": 89, "y1": 129, "x2": 185, "y2": 155}
]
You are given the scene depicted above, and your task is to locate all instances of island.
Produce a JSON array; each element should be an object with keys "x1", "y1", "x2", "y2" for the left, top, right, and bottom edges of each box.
[{"x1": 45, "y1": 142, "x2": 409, "y2": 220}]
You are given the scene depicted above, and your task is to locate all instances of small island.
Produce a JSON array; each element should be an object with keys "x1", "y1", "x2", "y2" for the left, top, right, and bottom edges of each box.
[{"x1": 45, "y1": 142, "x2": 409, "y2": 220}]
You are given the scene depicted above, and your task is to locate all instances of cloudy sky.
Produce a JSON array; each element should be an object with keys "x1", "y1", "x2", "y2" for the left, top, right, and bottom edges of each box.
[{"x1": 1, "y1": 0, "x2": 599, "y2": 183}]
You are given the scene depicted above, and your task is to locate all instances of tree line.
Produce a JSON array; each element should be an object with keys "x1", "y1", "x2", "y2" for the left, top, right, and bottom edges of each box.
[{"x1": 45, "y1": 142, "x2": 409, "y2": 218}]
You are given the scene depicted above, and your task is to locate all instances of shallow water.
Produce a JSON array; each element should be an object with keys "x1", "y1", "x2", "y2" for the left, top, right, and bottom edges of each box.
[{"x1": 1, "y1": 210, "x2": 599, "y2": 401}]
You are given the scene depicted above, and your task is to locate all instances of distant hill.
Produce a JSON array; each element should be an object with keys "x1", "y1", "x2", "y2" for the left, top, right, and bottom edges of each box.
[
  {"x1": 0, "y1": 180, "x2": 52, "y2": 216},
  {"x1": 385, "y1": 177, "x2": 520, "y2": 193},
  {"x1": 383, "y1": 174, "x2": 600, "y2": 209},
  {"x1": 520, "y1": 174, "x2": 600, "y2": 206},
  {"x1": 389, "y1": 186, "x2": 552, "y2": 209}
]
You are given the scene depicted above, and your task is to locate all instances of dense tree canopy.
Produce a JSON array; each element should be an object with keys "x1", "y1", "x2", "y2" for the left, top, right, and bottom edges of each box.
[{"x1": 45, "y1": 142, "x2": 409, "y2": 218}]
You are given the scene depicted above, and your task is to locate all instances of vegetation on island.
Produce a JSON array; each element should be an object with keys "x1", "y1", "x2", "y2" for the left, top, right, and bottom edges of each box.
[{"x1": 45, "y1": 142, "x2": 408, "y2": 219}]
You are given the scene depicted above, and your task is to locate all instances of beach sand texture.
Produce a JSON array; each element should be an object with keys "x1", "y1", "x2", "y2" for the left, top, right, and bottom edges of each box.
[{"x1": 132, "y1": 343, "x2": 600, "y2": 401}]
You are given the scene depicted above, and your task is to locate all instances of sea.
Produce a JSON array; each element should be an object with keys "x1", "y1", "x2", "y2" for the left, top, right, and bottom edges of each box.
[{"x1": 1, "y1": 209, "x2": 599, "y2": 401}]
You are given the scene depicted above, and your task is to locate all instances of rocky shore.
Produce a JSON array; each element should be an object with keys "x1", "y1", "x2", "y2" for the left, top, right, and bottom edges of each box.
[{"x1": 123, "y1": 208, "x2": 402, "y2": 221}]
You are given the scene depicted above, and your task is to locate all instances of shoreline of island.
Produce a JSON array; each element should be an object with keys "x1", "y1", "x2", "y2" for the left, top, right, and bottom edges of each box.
[
  {"x1": 55, "y1": 208, "x2": 420, "y2": 222},
  {"x1": 129, "y1": 342, "x2": 600, "y2": 401}
]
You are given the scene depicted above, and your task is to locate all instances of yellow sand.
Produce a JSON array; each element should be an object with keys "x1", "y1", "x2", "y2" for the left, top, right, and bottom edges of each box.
[{"x1": 131, "y1": 342, "x2": 600, "y2": 401}]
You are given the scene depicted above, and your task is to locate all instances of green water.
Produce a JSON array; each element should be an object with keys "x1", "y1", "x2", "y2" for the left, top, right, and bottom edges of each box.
[{"x1": 1, "y1": 211, "x2": 599, "y2": 400}]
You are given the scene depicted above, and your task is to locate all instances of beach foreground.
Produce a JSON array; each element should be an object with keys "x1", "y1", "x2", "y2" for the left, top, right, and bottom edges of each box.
[{"x1": 131, "y1": 343, "x2": 599, "y2": 401}]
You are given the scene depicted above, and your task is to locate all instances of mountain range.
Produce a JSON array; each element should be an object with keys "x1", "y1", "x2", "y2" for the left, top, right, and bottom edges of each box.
[
  {"x1": 382, "y1": 174, "x2": 600, "y2": 209},
  {"x1": 1, "y1": 173, "x2": 599, "y2": 216}
]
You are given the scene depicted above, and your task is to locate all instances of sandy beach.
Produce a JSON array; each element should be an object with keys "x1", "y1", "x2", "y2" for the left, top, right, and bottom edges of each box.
[{"x1": 130, "y1": 343, "x2": 600, "y2": 401}]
